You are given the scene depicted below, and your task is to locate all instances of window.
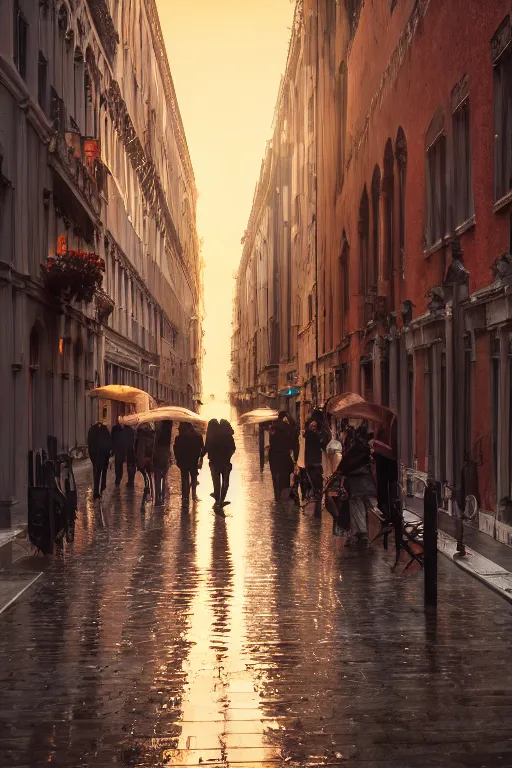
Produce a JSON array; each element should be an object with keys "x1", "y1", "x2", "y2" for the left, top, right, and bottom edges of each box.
[
  {"x1": 371, "y1": 166, "x2": 380, "y2": 288},
  {"x1": 73, "y1": 48, "x2": 84, "y2": 130},
  {"x1": 336, "y1": 63, "x2": 347, "y2": 191},
  {"x1": 452, "y1": 79, "x2": 473, "y2": 226},
  {"x1": 13, "y1": 3, "x2": 28, "y2": 79},
  {"x1": 491, "y1": 336, "x2": 501, "y2": 492},
  {"x1": 395, "y1": 127, "x2": 407, "y2": 280},
  {"x1": 493, "y1": 17, "x2": 512, "y2": 203},
  {"x1": 308, "y1": 95, "x2": 314, "y2": 136},
  {"x1": 358, "y1": 186, "x2": 369, "y2": 294},
  {"x1": 425, "y1": 132, "x2": 447, "y2": 247},
  {"x1": 340, "y1": 233, "x2": 350, "y2": 337},
  {"x1": 307, "y1": 293, "x2": 313, "y2": 323},
  {"x1": 383, "y1": 139, "x2": 394, "y2": 286},
  {"x1": 38, "y1": 52, "x2": 47, "y2": 112}
]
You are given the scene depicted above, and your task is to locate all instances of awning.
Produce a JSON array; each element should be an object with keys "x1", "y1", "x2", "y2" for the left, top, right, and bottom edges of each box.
[{"x1": 278, "y1": 387, "x2": 301, "y2": 397}]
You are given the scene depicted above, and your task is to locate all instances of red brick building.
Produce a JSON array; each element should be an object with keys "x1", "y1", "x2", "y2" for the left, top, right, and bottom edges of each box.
[{"x1": 232, "y1": 0, "x2": 512, "y2": 544}]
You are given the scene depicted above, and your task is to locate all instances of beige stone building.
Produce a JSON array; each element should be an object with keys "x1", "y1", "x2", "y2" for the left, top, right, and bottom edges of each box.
[{"x1": 0, "y1": 0, "x2": 202, "y2": 528}]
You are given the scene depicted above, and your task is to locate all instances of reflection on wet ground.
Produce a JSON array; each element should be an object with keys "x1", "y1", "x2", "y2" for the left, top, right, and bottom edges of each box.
[{"x1": 1, "y1": 415, "x2": 512, "y2": 767}]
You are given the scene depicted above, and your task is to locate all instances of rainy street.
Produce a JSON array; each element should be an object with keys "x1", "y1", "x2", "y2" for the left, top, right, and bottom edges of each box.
[{"x1": 1, "y1": 420, "x2": 512, "y2": 768}]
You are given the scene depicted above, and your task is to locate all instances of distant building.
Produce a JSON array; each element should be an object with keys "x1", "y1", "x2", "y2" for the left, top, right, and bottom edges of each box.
[
  {"x1": 231, "y1": 0, "x2": 512, "y2": 545},
  {"x1": 0, "y1": 0, "x2": 202, "y2": 526}
]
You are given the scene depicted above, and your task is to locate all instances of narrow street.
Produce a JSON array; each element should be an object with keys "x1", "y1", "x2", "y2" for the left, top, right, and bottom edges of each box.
[{"x1": 1, "y1": 424, "x2": 512, "y2": 768}]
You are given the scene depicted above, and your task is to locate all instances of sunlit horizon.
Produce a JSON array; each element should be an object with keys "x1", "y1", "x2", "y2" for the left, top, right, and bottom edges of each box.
[{"x1": 156, "y1": 0, "x2": 295, "y2": 401}]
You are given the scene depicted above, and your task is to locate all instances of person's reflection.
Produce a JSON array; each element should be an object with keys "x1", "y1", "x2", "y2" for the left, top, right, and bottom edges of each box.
[{"x1": 208, "y1": 513, "x2": 233, "y2": 659}]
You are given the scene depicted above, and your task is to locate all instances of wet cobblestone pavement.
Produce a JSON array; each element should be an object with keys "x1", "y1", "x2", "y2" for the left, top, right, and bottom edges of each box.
[{"x1": 1, "y1": 419, "x2": 512, "y2": 767}]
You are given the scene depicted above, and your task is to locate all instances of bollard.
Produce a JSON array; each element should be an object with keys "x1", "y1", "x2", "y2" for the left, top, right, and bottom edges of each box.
[{"x1": 423, "y1": 480, "x2": 438, "y2": 608}]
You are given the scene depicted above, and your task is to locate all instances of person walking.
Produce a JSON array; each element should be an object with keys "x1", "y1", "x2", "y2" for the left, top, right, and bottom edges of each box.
[
  {"x1": 203, "y1": 418, "x2": 236, "y2": 509},
  {"x1": 336, "y1": 424, "x2": 377, "y2": 549},
  {"x1": 87, "y1": 417, "x2": 112, "y2": 500},
  {"x1": 153, "y1": 420, "x2": 173, "y2": 506},
  {"x1": 303, "y1": 408, "x2": 331, "y2": 516},
  {"x1": 268, "y1": 411, "x2": 298, "y2": 502},
  {"x1": 173, "y1": 422, "x2": 204, "y2": 506},
  {"x1": 135, "y1": 423, "x2": 156, "y2": 500},
  {"x1": 111, "y1": 419, "x2": 136, "y2": 487}
]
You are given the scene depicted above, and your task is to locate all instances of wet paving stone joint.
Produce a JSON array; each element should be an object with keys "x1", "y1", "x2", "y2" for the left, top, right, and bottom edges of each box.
[{"x1": 1, "y1": 428, "x2": 512, "y2": 767}]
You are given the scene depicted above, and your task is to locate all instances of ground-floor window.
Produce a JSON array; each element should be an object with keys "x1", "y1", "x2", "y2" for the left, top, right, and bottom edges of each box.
[{"x1": 491, "y1": 336, "x2": 500, "y2": 495}]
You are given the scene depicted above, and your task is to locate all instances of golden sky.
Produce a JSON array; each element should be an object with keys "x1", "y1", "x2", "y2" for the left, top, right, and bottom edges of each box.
[{"x1": 156, "y1": 0, "x2": 295, "y2": 400}]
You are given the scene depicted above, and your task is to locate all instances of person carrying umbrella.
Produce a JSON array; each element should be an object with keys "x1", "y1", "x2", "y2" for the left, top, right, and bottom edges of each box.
[
  {"x1": 303, "y1": 408, "x2": 331, "y2": 516},
  {"x1": 268, "y1": 411, "x2": 298, "y2": 502},
  {"x1": 336, "y1": 424, "x2": 377, "y2": 549},
  {"x1": 87, "y1": 412, "x2": 112, "y2": 500},
  {"x1": 111, "y1": 418, "x2": 136, "y2": 488},
  {"x1": 203, "y1": 419, "x2": 236, "y2": 510}
]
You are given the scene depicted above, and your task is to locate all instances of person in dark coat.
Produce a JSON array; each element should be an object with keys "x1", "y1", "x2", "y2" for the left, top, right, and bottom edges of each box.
[
  {"x1": 135, "y1": 423, "x2": 156, "y2": 500},
  {"x1": 111, "y1": 420, "x2": 136, "y2": 487},
  {"x1": 153, "y1": 420, "x2": 173, "y2": 506},
  {"x1": 258, "y1": 423, "x2": 266, "y2": 473},
  {"x1": 302, "y1": 408, "x2": 331, "y2": 516},
  {"x1": 173, "y1": 422, "x2": 204, "y2": 505},
  {"x1": 268, "y1": 411, "x2": 297, "y2": 502},
  {"x1": 203, "y1": 419, "x2": 236, "y2": 509},
  {"x1": 87, "y1": 419, "x2": 112, "y2": 499},
  {"x1": 336, "y1": 424, "x2": 377, "y2": 548}
]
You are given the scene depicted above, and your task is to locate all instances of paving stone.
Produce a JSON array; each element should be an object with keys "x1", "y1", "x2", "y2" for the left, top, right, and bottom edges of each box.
[{"x1": 0, "y1": 433, "x2": 512, "y2": 767}]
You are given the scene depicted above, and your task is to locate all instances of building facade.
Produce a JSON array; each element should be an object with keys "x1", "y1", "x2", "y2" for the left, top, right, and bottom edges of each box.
[
  {"x1": 231, "y1": 0, "x2": 512, "y2": 545},
  {"x1": 0, "y1": 0, "x2": 202, "y2": 527}
]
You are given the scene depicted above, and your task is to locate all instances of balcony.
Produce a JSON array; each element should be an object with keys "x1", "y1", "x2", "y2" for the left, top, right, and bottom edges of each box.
[
  {"x1": 85, "y1": 0, "x2": 119, "y2": 65},
  {"x1": 50, "y1": 131, "x2": 103, "y2": 221}
]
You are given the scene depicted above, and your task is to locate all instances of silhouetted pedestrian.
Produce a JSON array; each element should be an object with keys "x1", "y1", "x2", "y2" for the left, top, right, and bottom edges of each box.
[
  {"x1": 303, "y1": 408, "x2": 331, "y2": 516},
  {"x1": 268, "y1": 412, "x2": 298, "y2": 502},
  {"x1": 153, "y1": 420, "x2": 173, "y2": 505},
  {"x1": 203, "y1": 418, "x2": 236, "y2": 509},
  {"x1": 111, "y1": 419, "x2": 136, "y2": 487},
  {"x1": 173, "y1": 422, "x2": 204, "y2": 505},
  {"x1": 88, "y1": 419, "x2": 112, "y2": 499}
]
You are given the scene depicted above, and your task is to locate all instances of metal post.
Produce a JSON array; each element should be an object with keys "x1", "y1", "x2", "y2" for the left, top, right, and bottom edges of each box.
[{"x1": 424, "y1": 480, "x2": 438, "y2": 608}]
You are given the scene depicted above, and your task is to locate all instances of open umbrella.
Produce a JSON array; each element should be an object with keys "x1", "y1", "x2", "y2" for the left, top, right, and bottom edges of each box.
[
  {"x1": 120, "y1": 405, "x2": 207, "y2": 430},
  {"x1": 87, "y1": 385, "x2": 157, "y2": 413},
  {"x1": 238, "y1": 408, "x2": 279, "y2": 426},
  {"x1": 325, "y1": 392, "x2": 397, "y2": 454}
]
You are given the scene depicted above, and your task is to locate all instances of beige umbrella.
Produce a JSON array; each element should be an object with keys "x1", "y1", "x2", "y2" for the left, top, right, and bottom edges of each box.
[
  {"x1": 120, "y1": 405, "x2": 207, "y2": 430},
  {"x1": 238, "y1": 408, "x2": 279, "y2": 426},
  {"x1": 87, "y1": 385, "x2": 157, "y2": 413}
]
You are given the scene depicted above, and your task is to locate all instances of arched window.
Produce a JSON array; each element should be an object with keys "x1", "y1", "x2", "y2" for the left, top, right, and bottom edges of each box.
[
  {"x1": 395, "y1": 127, "x2": 407, "y2": 280},
  {"x1": 371, "y1": 165, "x2": 381, "y2": 288},
  {"x1": 340, "y1": 230, "x2": 350, "y2": 338},
  {"x1": 73, "y1": 48, "x2": 84, "y2": 129},
  {"x1": 58, "y1": 4, "x2": 69, "y2": 32},
  {"x1": 358, "y1": 186, "x2": 369, "y2": 296},
  {"x1": 425, "y1": 107, "x2": 446, "y2": 247},
  {"x1": 104, "y1": 115, "x2": 109, "y2": 164},
  {"x1": 336, "y1": 62, "x2": 347, "y2": 191},
  {"x1": 383, "y1": 139, "x2": 394, "y2": 303}
]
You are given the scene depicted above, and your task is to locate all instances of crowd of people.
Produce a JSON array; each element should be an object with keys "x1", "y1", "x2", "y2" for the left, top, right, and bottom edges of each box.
[
  {"x1": 260, "y1": 408, "x2": 385, "y2": 550},
  {"x1": 87, "y1": 403, "x2": 390, "y2": 545},
  {"x1": 87, "y1": 415, "x2": 237, "y2": 512}
]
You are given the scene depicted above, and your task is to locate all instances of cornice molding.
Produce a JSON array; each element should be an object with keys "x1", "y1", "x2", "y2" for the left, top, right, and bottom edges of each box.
[{"x1": 144, "y1": 0, "x2": 196, "y2": 192}]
